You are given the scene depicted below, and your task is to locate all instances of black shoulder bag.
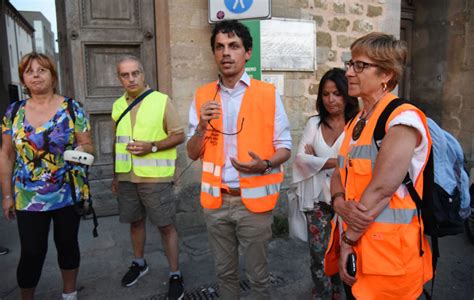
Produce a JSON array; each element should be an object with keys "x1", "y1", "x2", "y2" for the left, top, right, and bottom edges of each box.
[{"x1": 115, "y1": 89, "x2": 154, "y2": 127}]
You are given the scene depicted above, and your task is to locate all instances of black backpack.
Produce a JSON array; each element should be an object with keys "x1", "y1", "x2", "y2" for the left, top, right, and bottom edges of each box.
[
  {"x1": 374, "y1": 98, "x2": 470, "y2": 299},
  {"x1": 9, "y1": 99, "x2": 98, "y2": 237}
]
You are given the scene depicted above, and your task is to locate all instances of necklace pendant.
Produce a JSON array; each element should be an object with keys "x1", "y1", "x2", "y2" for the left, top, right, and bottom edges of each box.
[{"x1": 352, "y1": 119, "x2": 366, "y2": 141}]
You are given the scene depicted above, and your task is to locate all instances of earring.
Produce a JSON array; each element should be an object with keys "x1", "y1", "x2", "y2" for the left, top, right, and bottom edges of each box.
[{"x1": 382, "y1": 82, "x2": 388, "y2": 91}]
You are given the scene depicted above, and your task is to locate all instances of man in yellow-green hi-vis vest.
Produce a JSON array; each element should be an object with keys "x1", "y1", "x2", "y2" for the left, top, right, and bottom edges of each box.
[{"x1": 111, "y1": 55, "x2": 185, "y2": 299}]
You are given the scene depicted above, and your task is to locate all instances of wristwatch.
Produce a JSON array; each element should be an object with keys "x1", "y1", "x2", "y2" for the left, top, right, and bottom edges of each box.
[
  {"x1": 263, "y1": 159, "x2": 272, "y2": 175},
  {"x1": 151, "y1": 142, "x2": 158, "y2": 153}
]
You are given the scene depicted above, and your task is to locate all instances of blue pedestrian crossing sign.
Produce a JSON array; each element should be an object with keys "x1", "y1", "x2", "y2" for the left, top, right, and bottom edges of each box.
[
  {"x1": 224, "y1": 0, "x2": 253, "y2": 14},
  {"x1": 209, "y1": 0, "x2": 271, "y2": 23}
]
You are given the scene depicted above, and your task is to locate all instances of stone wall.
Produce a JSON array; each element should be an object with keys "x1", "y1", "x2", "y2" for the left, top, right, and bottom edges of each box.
[
  {"x1": 411, "y1": 0, "x2": 474, "y2": 169},
  {"x1": 157, "y1": 0, "x2": 402, "y2": 233},
  {"x1": 271, "y1": 0, "x2": 401, "y2": 152}
]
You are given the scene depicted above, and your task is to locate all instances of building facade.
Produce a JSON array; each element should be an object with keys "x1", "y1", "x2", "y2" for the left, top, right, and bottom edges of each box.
[
  {"x1": 0, "y1": 0, "x2": 34, "y2": 130},
  {"x1": 20, "y1": 11, "x2": 55, "y2": 58}
]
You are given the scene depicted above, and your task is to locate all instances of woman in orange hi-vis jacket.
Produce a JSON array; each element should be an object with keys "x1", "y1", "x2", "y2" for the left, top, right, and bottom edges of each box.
[{"x1": 325, "y1": 32, "x2": 433, "y2": 299}]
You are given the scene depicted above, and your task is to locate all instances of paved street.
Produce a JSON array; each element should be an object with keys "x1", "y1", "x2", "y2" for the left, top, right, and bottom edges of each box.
[{"x1": 1, "y1": 213, "x2": 473, "y2": 299}]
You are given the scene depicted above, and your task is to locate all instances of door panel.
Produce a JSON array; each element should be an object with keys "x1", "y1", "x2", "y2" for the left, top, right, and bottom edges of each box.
[
  {"x1": 57, "y1": 0, "x2": 156, "y2": 216},
  {"x1": 400, "y1": 0, "x2": 415, "y2": 99}
]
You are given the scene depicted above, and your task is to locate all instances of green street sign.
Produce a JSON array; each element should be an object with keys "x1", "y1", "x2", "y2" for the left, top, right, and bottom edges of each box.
[{"x1": 242, "y1": 20, "x2": 261, "y2": 80}]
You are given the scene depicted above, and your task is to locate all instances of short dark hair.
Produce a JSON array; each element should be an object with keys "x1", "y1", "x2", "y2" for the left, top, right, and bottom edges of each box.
[
  {"x1": 210, "y1": 20, "x2": 252, "y2": 52},
  {"x1": 316, "y1": 68, "x2": 359, "y2": 127}
]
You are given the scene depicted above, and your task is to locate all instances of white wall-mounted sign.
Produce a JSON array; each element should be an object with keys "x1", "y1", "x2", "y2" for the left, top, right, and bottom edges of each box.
[
  {"x1": 262, "y1": 73, "x2": 284, "y2": 96},
  {"x1": 261, "y1": 18, "x2": 316, "y2": 71},
  {"x1": 209, "y1": 0, "x2": 271, "y2": 23}
]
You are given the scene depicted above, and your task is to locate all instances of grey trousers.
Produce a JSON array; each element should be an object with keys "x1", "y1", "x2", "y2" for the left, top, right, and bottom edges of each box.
[{"x1": 203, "y1": 194, "x2": 273, "y2": 300}]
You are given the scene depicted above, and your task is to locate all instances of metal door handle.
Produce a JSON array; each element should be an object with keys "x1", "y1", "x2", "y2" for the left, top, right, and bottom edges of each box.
[
  {"x1": 144, "y1": 31, "x2": 153, "y2": 40},
  {"x1": 71, "y1": 30, "x2": 79, "y2": 40}
]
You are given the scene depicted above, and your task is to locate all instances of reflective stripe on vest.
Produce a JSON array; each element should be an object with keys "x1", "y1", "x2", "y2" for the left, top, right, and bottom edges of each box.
[
  {"x1": 375, "y1": 206, "x2": 417, "y2": 224},
  {"x1": 201, "y1": 182, "x2": 221, "y2": 197},
  {"x1": 116, "y1": 153, "x2": 130, "y2": 162},
  {"x1": 116, "y1": 136, "x2": 131, "y2": 143},
  {"x1": 337, "y1": 155, "x2": 344, "y2": 169},
  {"x1": 133, "y1": 158, "x2": 175, "y2": 167},
  {"x1": 202, "y1": 161, "x2": 222, "y2": 177},
  {"x1": 242, "y1": 183, "x2": 281, "y2": 199},
  {"x1": 349, "y1": 144, "x2": 378, "y2": 161}
]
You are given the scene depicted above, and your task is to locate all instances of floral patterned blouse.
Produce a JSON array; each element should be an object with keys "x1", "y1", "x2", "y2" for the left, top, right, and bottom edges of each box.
[{"x1": 2, "y1": 97, "x2": 91, "y2": 212}]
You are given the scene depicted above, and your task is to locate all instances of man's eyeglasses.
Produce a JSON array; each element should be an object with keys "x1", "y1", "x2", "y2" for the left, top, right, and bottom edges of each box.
[
  {"x1": 207, "y1": 85, "x2": 245, "y2": 136},
  {"x1": 344, "y1": 60, "x2": 379, "y2": 73},
  {"x1": 119, "y1": 70, "x2": 142, "y2": 80}
]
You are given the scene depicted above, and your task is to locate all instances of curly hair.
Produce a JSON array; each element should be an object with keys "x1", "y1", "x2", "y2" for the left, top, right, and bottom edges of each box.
[{"x1": 210, "y1": 20, "x2": 252, "y2": 52}]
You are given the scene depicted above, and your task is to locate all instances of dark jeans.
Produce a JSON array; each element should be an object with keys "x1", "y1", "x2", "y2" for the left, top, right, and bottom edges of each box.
[{"x1": 16, "y1": 205, "x2": 81, "y2": 288}]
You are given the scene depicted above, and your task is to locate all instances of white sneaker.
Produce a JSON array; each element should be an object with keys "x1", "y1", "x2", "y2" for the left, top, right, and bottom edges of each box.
[{"x1": 62, "y1": 291, "x2": 77, "y2": 300}]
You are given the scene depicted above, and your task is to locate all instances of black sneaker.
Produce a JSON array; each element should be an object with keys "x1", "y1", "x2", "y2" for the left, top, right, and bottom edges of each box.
[
  {"x1": 121, "y1": 261, "x2": 149, "y2": 287},
  {"x1": 168, "y1": 274, "x2": 184, "y2": 300},
  {"x1": 0, "y1": 247, "x2": 9, "y2": 256}
]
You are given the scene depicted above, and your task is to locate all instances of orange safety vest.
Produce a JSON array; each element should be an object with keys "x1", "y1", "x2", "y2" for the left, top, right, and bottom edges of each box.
[
  {"x1": 194, "y1": 79, "x2": 284, "y2": 213},
  {"x1": 325, "y1": 93, "x2": 433, "y2": 299}
]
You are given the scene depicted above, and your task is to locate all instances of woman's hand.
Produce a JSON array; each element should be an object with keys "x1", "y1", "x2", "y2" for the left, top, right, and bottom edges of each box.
[
  {"x1": 333, "y1": 197, "x2": 373, "y2": 232},
  {"x1": 2, "y1": 196, "x2": 15, "y2": 221},
  {"x1": 74, "y1": 131, "x2": 94, "y2": 154},
  {"x1": 304, "y1": 144, "x2": 316, "y2": 156},
  {"x1": 339, "y1": 242, "x2": 356, "y2": 286}
]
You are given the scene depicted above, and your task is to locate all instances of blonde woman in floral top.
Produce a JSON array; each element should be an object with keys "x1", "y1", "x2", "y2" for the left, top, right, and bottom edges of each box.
[{"x1": 0, "y1": 52, "x2": 93, "y2": 300}]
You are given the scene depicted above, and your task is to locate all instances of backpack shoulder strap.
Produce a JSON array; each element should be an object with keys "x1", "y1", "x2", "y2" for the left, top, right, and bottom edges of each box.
[
  {"x1": 9, "y1": 100, "x2": 24, "y2": 124},
  {"x1": 373, "y1": 98, "x2": 409, "y2": 150},
  {"x1": 65, "y1": 97, "x2": 76, "y2": 124},
  {"x1": 372, "y1": 97, "x2": 424, "y2": 203}
]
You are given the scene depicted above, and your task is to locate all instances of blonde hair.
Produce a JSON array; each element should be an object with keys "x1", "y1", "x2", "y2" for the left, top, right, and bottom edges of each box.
[
  {"x1": 351, "y1": 32, "x2": 407, "y2": 91},
  {"x1": 19, "y1": 52, "x2": 58, "y2": 95}
]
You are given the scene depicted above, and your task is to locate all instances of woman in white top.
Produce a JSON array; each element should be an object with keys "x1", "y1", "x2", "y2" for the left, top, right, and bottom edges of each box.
[{"x1": 292, "y1": 68, "x2": 359, "y2": 299}]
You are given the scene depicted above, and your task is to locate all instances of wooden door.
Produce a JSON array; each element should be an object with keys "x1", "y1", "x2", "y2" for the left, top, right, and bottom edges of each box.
[
  {"x1": 56, "y1": 0, "x2": 157, "y2": 215},
  {"x1": 400, "y1": 0, "x2": 415, "y2": 99}
]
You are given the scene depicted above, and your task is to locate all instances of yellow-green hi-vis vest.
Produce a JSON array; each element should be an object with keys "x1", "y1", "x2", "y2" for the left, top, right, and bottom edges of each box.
[{"x1": 112, "y1": 91, "x2": 176, "y2": 178}]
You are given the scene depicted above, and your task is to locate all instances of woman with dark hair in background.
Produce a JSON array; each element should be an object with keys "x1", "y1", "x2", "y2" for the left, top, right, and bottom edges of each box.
[
  {"x1": 291, "y1": 68, "x2": 359, "y2": 299},
  {"x1": 0, "y1": 52, "x2": 93, "y2": 300}
]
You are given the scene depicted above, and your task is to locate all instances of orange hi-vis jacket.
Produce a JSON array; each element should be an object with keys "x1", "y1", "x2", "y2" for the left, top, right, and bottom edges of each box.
[
  {"x1": 194, "y1": 79, "x2": 284, "y2": 213},
  {"x1": 325, "y1": 93, "x2": 433, "y2": 299}
]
